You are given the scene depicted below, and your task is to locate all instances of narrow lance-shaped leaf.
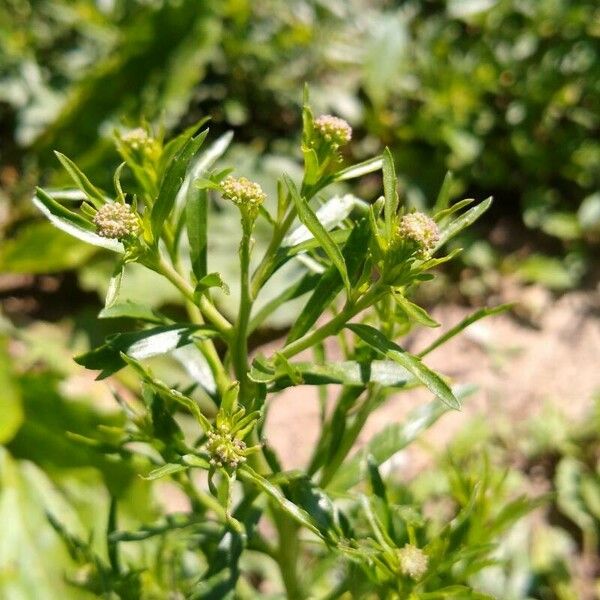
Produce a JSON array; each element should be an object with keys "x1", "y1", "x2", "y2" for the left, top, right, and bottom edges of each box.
[
  {"x1": 328, "y1": 385, "x2": 476, "y2": 491},
  {"x1": 54, "y1": 151, "x2": 106, "y2": 208},
  {"x1": 347, "y1": 323, "x2": 460, "y2": 409},
  {"x1": 433, "y1": 171, "x2": 454, "y2": 213},
  {"x1": 249, "y1": 358, "x2": 414, "y2": 390},
  {"x1": 435, "y1": 197, "x2": 493, "y2": 249},
  {"x1": 334, "y1": 155, "x2": 384, "y2": 182},
  {"x1": 121, "y1": 354, "x2": 211, "y2": 432},
  {"x1": 32, "y1": 188, "x2": 124, "y2": 253},
  {"x1": 286, "y1": 219, "x2": 370, "y2": 343},
  {"x1": 75, "y1": 324, "x2": 217, "y2": 379},
  {"x1": 151, "y1": 128, "x2": 209, "y2": 242},
  {"x1": 393, "y1": 292, "x2": 440, "y2": 328},
  {"x1": 285, "y1": 174, "x2": 350, "y2": 294},
  {"x1": 382, "y1": 147, "x2": 398, "y2": 240},
  {"x1": 186, "y1": 186, "x2": 208, "y2": 280},
  {"x1": 238, "y1": 466, "x2": 324, "y2": 539},
  {"x1": 418, "y1": 304, "x2": 512, "y2": 357}
]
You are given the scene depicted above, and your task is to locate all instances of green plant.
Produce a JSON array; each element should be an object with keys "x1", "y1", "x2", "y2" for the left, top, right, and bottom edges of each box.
[{"x1": 31, "y1": 94, "x2": 531, "y2": 599}]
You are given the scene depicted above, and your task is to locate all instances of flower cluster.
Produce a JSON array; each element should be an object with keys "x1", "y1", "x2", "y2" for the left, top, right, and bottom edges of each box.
[
  {"x1": 119, "y1": 127, "x2": 160, "y2": 160},
  {"x1": 396, "y1": 212, "x2": 439, "y2": 257},
  {"x1": 93, "y1": 202, "x2": 140, "y2": 239},
  {"x1": 221, "y1": 175, "x2": 266, "y2": 220},
  {"x1": 397, "y1": 544, "x2": 428, "y2": 580},
  {"x1": 205, "y1": 428, "x2": 248, "y2": 469},
  {"x1": 314, "y1": 115, "x2": 352, "y2": 148}
]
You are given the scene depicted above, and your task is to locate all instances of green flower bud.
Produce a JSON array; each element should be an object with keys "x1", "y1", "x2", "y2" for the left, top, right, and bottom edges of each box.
[
  {"x1": 221, "y1": 175, "x2": 266, "y2": 220},
  {"x1": 205, "y1": 428, "x2": 248, "y2": 469},
  {"x1": 397, "y1": 544, "x2": 428, "y2": 580},
  {"x1": 93, "y1": 202, "x2": 140, "y2": 239},
  {"x1": 396, "y1": 212, "x2": 439, "y2": 257},
  {"x1": 314, "y1": 115, "x2": 352, "y2": 148}
]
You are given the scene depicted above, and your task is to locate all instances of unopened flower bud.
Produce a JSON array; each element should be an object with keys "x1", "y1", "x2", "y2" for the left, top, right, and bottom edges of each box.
[
  {"x1": 396, "y1": 212, "x2": 439, "y2": 257},
  {"x1": 221, "y1": 176, "x2": 266, "y2": 220},
  {"x1": 93, "y1": 202, "x2": 140, "y2": 239},
  {"x1": 397, "y1": 544, "x2": 428, "y2": 580},
  {"x1": 205, "y1": 429, "x2": 248, "y2": 469},
  {"x1": 314, "y1": 115, "x2": 352, "y2": 148},
  {"x1": 120, "y1": 127, "x2": 160, "y2": 159}
]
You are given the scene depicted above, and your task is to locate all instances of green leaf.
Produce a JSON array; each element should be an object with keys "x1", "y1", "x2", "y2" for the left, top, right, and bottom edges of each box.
[
  {"x1": 285, "y1": 174, "x2": 350, "y2": 293},
  {"x1": 382, "y1": 147, "x2": 398, "y2": 240},
  {"x1": 248, "y1": 272, "x2": 321, "y2": 334},
  {"x1": 142, "y1": 463, "x2": 187, "y2": 480},
  {"x1": 347, "y1": 323, "x2": 459, "y2": 409},
  {"x1": 75, "y1": 325, "x2": 217, "y2": 379},
  {"x1": 54, "y1": 151, "x2": 106, "y2": 208},
  {"x1": 98, "y1": 302, "x2": 166, "y2": 324},
  {"x1": 195, "y1": 272, "x2": 229, "y2": 296},
  {"x1": 418, "y1": 304, "x2": 512, "y2": 357},
  {"x1": 286, "y1": 219, "x2": 369, "y2": 343},
  {"x1": 329, "y1": 387, "x2": 475, "y2": 491},
  {"x1": 238, "y1": 466, "x2": 323, "y2": 538},
  {"x1": 186, "y1": 187, "x2": 208, "y2": 280},
  {"x1": 33, "y1": 188, "x2": 124, "y2": 253},
  {"x1": 436, "y1": 197, "x2": 493, "y2": 249},
  {"x1": 249, "y1": 359, "x2": 414, "y2": 390},
  {"x1": 334, "y1": 156, "x2": 383, "y2": 181},
  {"x1": 0, "y1": 339, "x2": 23, "y2": 444},
  {"x1": 151, "y1": 128, "x2": 209, "y2": 241},
  {"x1": 433, "y1": 171, "x2": 454, "y2": 213},
  {"x1": 392, "y1": 292, "x2": 440, "y2": 328},
  {"x1": 121, "y1": 355, "x2": 211, "y2": 432},
  {"x1": 283, "y1": 194, "x2": 360, "y2": 246}
]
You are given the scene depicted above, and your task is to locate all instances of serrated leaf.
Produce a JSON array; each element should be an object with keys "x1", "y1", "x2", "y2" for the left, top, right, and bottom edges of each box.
[
  {"x1": 285, "y1": 175, "x2": 350, "y2": 294},
  {"x1": 347, "y1": 323, "x2": 459, "y2": 409},
  {"x1": 33, "y1": 188, "x2": 124, "y2": 253}
]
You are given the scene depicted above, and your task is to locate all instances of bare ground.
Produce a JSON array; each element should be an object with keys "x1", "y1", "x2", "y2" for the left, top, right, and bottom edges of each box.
[{"x1": 265, "y1": 287, "x2": 600, "y2": 472}]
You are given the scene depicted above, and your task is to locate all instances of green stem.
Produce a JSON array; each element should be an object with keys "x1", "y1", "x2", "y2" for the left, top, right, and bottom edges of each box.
[
  {"x1": 273, "y1": 510, "x2": 305, "y2": 600},
  {"x1": 232, "y1": 226, "x2": 253, "y2": 402},
  {"x1": 155, "y1": 256, "x2": 232, "y2": 396},
  {"x1": 156, "y1": 256, "x2": 233, "y2": 337},
  {"x1": 279, "y1": 285, "x2": 386, "y2": 360}
]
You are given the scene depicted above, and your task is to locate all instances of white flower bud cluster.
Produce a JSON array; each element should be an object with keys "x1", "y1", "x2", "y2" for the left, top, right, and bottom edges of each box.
[
  {"x1": 396, "y1": 212, "x2": 439, "y2": 257},
  {"x1": 93, "y1": 202, "x2": 139, "y2": 239},
  {"x1": 221, "y1": 176, "x2": 266, "y2": 219},
  {"x1": 120, "y1": 128, "x2": 154, "y2": 152},
  {"x1": 314, "y1": 115, "x2": 352, "y2": 148},
  {"x1": 205, "y1": 429, "x2": 247, "y2": 469},
  {"x1": 397, "y1": 544, "x2": 428, "y2": 580}
]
